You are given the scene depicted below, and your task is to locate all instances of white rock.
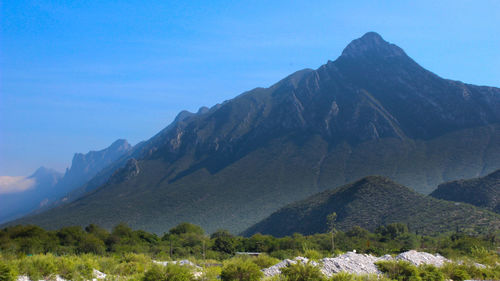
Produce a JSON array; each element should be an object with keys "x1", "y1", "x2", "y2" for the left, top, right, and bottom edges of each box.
[
  {"x1": 262, "y1": 256, "x2": 318, "y2": 277},
  {"x1": 262, "y1": 250, "x2": 461, "y2": 277},
  {"x1": 395, "y1": 250, "x2": 449, "y2": 267},
  {"x1": 93, "y1": 268, "x2": 107, "y2": 280}
]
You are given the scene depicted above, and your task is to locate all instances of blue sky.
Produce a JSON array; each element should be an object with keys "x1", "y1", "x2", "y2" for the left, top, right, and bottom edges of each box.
[{"x1": 1, "y1": 0, "x2": 499, "y2": 176}]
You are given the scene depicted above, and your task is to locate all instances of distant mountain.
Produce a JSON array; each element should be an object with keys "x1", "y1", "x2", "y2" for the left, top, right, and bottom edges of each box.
[
  {"x1": 48, "y1": 139, "x2": 132, "y2": 202},
  {"x1": 430, "y1": 169, "x2": 500, "y2": 213},
  {"x1": 0, "y1": 167, "x2": 62, "y2": 223},
  {"x1": 51, "y1": 107, "x2": 210, "y2": 205},
  {"x1": 8, "y1": 32, "x2": 500, "y2": 234},
  {"x1": 243, "y1": 176, "x2": 500, "y2": 237},
  {"x1": 0, "y1": 140, "x2": 132, "y2": 223}
]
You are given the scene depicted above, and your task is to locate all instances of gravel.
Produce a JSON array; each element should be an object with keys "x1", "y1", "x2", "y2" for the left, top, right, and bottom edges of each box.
[
  {"x1": 263, "y1": 250, "x2": 455, "y2": 277},
  {"x1": 320, "y1": 252, "x2": 382, "y2": 276},
  {"x1": 395, "y1": 250, "x2": 449, "y2": 267}
]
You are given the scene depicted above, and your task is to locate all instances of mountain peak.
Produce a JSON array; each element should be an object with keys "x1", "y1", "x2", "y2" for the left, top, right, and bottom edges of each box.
[
  {"x1": 341, "y1": 32, "x2": 406, "y2": 58},
  {"x1": 29, "y1": 166, "x2": 62, "y2": 179},
  {"x1": 109, "y1": 139, "x2": 131, "y2": 151}
]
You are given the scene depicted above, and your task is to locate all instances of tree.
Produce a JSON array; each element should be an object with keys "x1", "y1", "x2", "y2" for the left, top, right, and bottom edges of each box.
[
  {"x1": 169, "y1": 223, "x2": 204, "y2": 236},
  {"x1": 211, "y1": 230, "x2": 236, "y2": 254},
  {"x1": 326, "y1": 212, "x2": 337, "y2": 254},
  {"x1": 78, "y1": 234, "x2": 106, "y2": 254}
]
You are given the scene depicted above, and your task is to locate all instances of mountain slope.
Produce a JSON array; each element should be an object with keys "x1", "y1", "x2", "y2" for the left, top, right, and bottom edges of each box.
[
  {"x1": 431, "y1": 169, "x2": 500, "y2": 213},
  {"x1": 0, "y1": 140, "x2": 132, "y2": 223},
  {"x1": 0, "y1": 167, "x2": 63, "y2": 223},
  {"x1": 8, "y1": 32, "x2": 500, "y2": 234},
  {"x1": 243, "y1": 176, "x2": 500, "y2": 237},
  {"x1": 42, "y1": 139, "x2": 133, "y2": 207}
]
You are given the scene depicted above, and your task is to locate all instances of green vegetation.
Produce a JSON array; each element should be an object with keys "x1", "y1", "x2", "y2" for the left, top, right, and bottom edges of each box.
[
  {"x1": 0, "y1": 261, "x2": 16, "y2": 281},
  {"x1": 244, "y1": 176, "x2": 500, "y2": 237},
  {"x1": 431, "y1": 169, "x2": 500, "y2": 213},
  {"x1": 5, "y1": 33, "x2": 500, "y2": 236},
  {"x1": 143, "y1": 264, "x2": 195, "y2": 281},
  {"x1": 280, "y1": 261, "x2": 325, "y2": 281},
  {"x1": 376, "y1": 260, "x2": 500, "y2": 281},
  {"x1": 221, "y1": 258, "x2": 263, "y2": 281},
  {"x1": 0, "y1": 222, "x2": 499, "y2": 280},
  {"x1": 8, "y1": 124, "x2": 500, "y2": 235}
]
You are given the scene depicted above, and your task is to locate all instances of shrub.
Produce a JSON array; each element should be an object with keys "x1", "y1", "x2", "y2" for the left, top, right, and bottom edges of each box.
[
  {"x1": 270, "y1": 249, "x2": 299, "y2": 260},
  {"x1": 18, "y1": 254, "x2": 57, "y2": 280},
  {"x1": 221, "y1": 258, "x2": 263, "y2": 281},
  {"x1": 55, "y1": 256, "x2": 78, "y2": 280},
  {"x1": 0, "y1": 261, "x2": 16, "y2": 281},
  {"x1": 447, "y1": 268, "x2": 470, "y2": 281},
  {"x1": 303, "y1": 249, "x2": 323, "y2": 260},
  {"x1": 329, "y1": 273, "x2": 389, "y2": 281},
  {"x1": 199, "y1": 266, "x2": 222, "y2": 281},
  {"x1": 251, "y1": 254, "x2": 280, "y2": 269},
  {"x1": 329, "y1": 272, "x2": 355, "y2": 281},
  {"x1": 418, "y1": 264, "x2": 444, "y2": 281},
  {"x1": 143, "y1": 265, "x2": 165, "y2": 281},
  {"x1": 143, "y1": 264, "x2": 195, "y2": 281},
  {"x1": 280, "y1": 261, "x2": 325, "y2": 281},
  {"x1": 376, "y1": 260, "x2": 421, "y2": 281},
  {"x1": 440, "y1": 263, "x2": 470, "y2": 281}
]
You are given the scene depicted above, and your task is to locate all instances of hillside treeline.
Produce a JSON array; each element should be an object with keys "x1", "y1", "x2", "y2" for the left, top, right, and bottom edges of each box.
[{"x1": 1, "y1": 222, "x2": 498, "y2": 260}]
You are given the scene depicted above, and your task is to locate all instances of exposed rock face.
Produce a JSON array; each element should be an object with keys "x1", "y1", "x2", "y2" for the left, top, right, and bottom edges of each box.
[
  {"x1": 108, "y1": 159, "x2": 140, "y2": 184},
  {"x1": 61, "y1": 139, "x2": 132, "y2": 189},
  {"x1": 8, "y1": 32, "x2": 500, "y2": 234}
]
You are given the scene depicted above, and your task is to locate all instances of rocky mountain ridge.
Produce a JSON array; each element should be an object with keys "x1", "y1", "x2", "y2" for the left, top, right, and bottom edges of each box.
[{"x1": 7, "y1": 32, "x2": 500, "y2": 234}]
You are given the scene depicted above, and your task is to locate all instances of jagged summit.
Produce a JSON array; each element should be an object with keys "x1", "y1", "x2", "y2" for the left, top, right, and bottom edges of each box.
[
  {"x1": 29, "y1": 166, "x2": 62, "y2": 179},
  {"x1": 109, "y1": 139, "x2": 131, "y2": 150},
  {"x1": 341, "y1": 31, "x2": 406, "y2": 58}
]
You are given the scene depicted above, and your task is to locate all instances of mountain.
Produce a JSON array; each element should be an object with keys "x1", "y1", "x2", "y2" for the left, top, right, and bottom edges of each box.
[
  {"x1": 50, "y1": 108, "x2": 209, "y2": 205},
  {"x1": 430, "y1": 169, "x2": 500, "y2": 213},
  {"x1": 243, "y1": 176, "x2": 500, "y2": 237},
  {"x1": 0, "y1": 167, "x2": 63, "y2": 223},
  {"x1": 7, "y1": 32, "x2": 500, "y2": 234},
  {"x1": 45, "y1": 139, "x2": 132, "y2": 204},
  {"x1": 0, "y1": 140, "x2": 132, "y2": 223}
]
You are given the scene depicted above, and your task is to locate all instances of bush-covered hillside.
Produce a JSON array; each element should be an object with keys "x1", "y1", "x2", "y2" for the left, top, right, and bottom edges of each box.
[
  {"x1": 431, "y1": 169, "x2": 500, "y2": 213},
  {"x1": 243, "y1": 176, "x2": 500, "y2": 237}
]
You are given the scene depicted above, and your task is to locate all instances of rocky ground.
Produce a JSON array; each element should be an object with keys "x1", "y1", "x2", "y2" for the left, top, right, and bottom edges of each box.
[{"x1": 263, "y1": 250, "x2": 453, "y2": 277}]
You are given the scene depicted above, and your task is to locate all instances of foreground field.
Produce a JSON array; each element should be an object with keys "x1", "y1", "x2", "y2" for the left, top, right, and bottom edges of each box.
[
  {"x1": 1, "y1": 250, "x2": 499, "y2": 281},
  {"x1": 0, "y1": 222, "x2": 499, "y2": 280}
]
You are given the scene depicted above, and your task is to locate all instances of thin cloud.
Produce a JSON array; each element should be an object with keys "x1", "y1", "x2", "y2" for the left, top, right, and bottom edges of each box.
[{"x1": 0, "y1": 176, "x2": 36, "y2": 194}]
